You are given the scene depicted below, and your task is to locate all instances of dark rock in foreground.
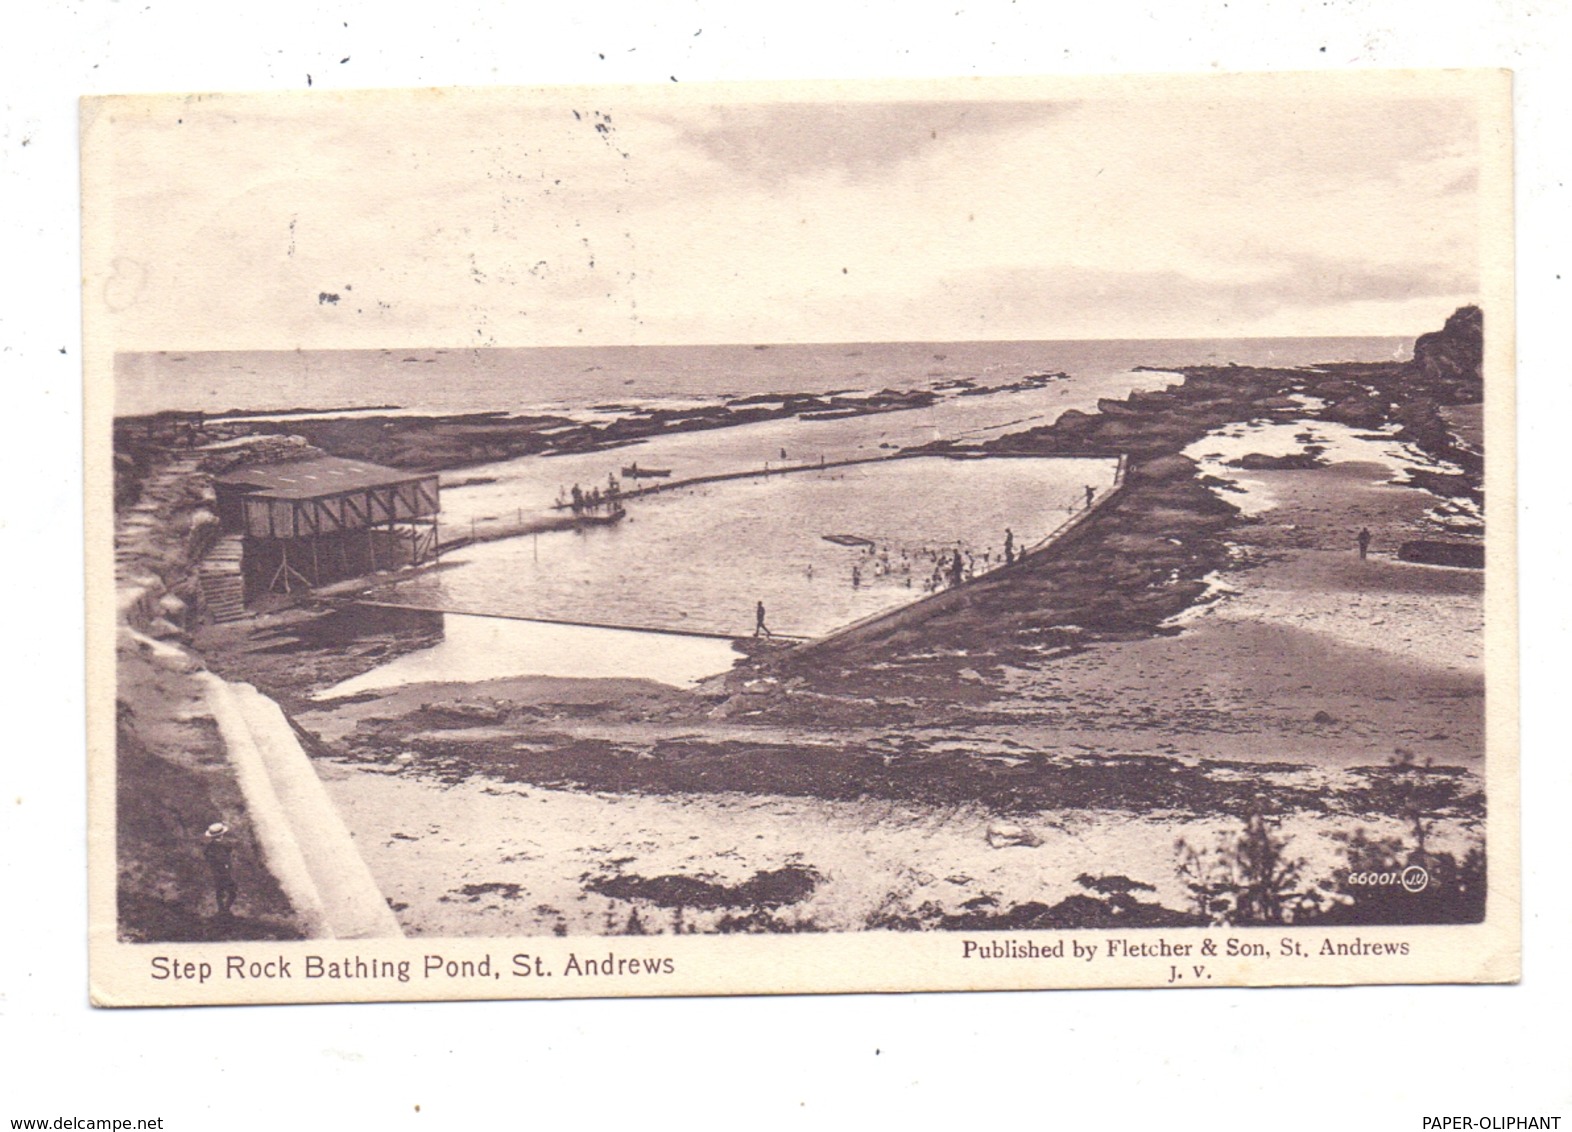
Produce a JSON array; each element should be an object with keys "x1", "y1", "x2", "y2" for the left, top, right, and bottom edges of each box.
[
  {"x1": 1228, "y1": 451, "x2": 1324, "y2": 471},
  {"x1": 1397, "y1": 540, "x2": 1485, "y2": 569}
]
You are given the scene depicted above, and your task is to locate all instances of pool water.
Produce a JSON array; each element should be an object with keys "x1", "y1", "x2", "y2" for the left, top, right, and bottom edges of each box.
[
  {"x1": 318, "y1": 613, "x2": 741, "y2": 697},
  {"x1": 370, "y1": 455, "x2": 1117, "y2": 639}
]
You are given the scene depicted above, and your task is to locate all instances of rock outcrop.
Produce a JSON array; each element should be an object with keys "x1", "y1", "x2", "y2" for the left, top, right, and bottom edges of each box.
[{"x1": 1411, "y1": 304, "x2": 1483, "y2": 403}]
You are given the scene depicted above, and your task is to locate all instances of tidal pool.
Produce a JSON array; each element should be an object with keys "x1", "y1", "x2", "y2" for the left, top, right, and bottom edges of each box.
[
  {"x1": 317, "y1": 613, "x2": 741, "y2": 698},
  {"x1": 370, "y1": 454, "x2": 1118, "y2": 639}
]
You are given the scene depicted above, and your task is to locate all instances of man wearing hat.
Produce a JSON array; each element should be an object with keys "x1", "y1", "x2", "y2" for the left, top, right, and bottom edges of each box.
[{"x1": 202, "y1": 821, "x2": 237, "y2": 918}]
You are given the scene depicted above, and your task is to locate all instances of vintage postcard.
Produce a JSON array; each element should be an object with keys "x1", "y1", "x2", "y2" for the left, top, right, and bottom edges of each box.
[{"x1": 85, "y1": 70, "x2": 1517, "y2": 1005}]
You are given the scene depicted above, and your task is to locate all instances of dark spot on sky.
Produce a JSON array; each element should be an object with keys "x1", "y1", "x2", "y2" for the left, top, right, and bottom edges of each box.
[
  {"x1": 340, "y1": 56, "x2": 350, "y2": 64},
  {"x1": 59, "y1": 347, "x2": 66, "y2": 354},
  {"x1": 670, "y1": 75, "x2": 678, "y2": 82},
  {"x1": 573, "y1": 109, "x2": 581, "y2": 120},
  {"x1": 307, "y1": 74, "x2": 312, "y2": 86},
  {"x1": 318, "y1": 292, "x2": 340, "y2": 305},
  {"x1": 20, "y1": 137, "x2": 29, "y2": 147}
]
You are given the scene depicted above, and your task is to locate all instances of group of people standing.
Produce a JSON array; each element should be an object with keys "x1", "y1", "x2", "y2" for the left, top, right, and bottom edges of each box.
[
  {"x1": 561, "y1": 473, "x2": 622, "y2": 515},
  {"x1": 754, "y1": 525, "x2": 1029, "y2": 637},
  {"x1": 815, "y1": 530, "x2": 1033, "y2": 595},
  {"x1": 749, "y1": 481, "x2": 1113, "y2": 638}
]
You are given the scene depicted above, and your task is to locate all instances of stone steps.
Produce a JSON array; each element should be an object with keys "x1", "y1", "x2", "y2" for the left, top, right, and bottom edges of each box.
[{"x1": 197, "y1": 535, "x2": 247, "y2": 622}]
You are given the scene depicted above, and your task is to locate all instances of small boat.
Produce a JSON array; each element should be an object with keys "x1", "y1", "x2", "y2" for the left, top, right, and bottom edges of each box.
[
  {"x1": 622, "y1": 465, "x2": 672, "y2": 478},
  {"x1": 822, "y1": 533, "x2": 876, "y2": 548}
]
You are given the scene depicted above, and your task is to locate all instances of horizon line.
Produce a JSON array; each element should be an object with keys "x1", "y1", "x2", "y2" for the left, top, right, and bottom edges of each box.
[{"x1": 114, "y1": 328, "x2": 1430, "y2": 358}]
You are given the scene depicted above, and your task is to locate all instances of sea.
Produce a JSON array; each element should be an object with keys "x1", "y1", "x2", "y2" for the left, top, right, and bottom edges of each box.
[{"x1": 114, "y1": 337, "x2": 1410, "y2": 419}]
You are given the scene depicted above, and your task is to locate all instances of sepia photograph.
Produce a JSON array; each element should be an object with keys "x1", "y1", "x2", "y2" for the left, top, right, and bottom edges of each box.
[{"x1": 84, "y1": 70, "x2": 1516, "y2": 1003}]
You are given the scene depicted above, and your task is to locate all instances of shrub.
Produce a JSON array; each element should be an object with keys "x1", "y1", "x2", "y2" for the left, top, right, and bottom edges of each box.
[{"x1": 1175, "y1": 811, "x2": 1321, "y2": 926}]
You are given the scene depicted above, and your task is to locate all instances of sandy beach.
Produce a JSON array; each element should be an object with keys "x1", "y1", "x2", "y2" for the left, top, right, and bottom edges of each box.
[{"x1": 115, "y1": 310, "x2": 1490, "y2": 939}]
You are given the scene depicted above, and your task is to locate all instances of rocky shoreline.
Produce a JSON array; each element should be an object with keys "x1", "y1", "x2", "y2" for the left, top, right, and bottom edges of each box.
[
  {"x1": 144, "y1": 386, "x2": 959, "y2": 476},
  {"x1": 119, "y1": 310, "x2": 1490, "y2": 937},
  {"x1": 117, "y1": 368, "x2": 1079, "y2": 487},
  {"x1": 768, "y1": 310, "x2": 1484, "y2": 699}
]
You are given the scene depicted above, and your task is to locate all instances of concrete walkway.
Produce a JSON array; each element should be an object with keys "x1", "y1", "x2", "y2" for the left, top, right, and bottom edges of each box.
[{"x1": 201, "y1": 672, "x2": 403, "y2": 939}]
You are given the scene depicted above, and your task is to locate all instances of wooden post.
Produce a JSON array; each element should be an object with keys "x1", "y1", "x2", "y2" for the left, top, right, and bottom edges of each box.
[{"x1": 269, "y1": 554, "x2": 289, "y2": 595}]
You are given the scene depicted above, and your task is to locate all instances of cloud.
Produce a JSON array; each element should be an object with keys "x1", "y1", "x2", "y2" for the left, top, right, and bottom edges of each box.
[
  {"x1": 664, "y1": 100, "x2": 1073, "y2": 187},
  {"x1": 93, "y1": 82, "x2": 1495, "y2": 350},
  {"x1": 814, "y1": 259, "x2": 1482, "y2": 342},
  {"x1": 1443, "y1": 168, "x2": 1480, "y2": 196}
]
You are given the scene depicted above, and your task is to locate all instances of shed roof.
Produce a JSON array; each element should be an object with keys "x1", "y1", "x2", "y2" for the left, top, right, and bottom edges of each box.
[{"x1": 214, "y1": 456, "x2": 433, "y2": 500}]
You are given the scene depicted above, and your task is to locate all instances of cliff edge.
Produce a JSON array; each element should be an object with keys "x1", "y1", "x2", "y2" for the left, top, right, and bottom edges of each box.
[{"x1": 1412, "y1": 304, "x2": 1484, "y2": 402}]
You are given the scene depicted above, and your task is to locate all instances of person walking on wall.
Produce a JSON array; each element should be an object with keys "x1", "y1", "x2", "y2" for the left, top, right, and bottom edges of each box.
[
  {"x1": 1357, "y1": 527, "x2": 1371, "y2": 560},
  {"x1": 755, "y1": 600, "x2": 773, "y2": 638}
]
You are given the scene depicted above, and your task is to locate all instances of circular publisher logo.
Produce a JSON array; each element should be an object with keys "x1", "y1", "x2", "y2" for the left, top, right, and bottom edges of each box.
[{"x1": 1401, "y1": 865, "x2": 1430, "y2": 893}]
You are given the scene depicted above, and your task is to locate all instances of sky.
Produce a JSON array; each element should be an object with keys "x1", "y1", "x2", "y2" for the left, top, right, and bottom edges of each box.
[{"x1": 84, "y1": 73, "x2": 1504, "y2": 351}]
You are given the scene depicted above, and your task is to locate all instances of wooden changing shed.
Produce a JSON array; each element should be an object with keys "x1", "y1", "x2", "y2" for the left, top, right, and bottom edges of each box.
[{"x1": 213, "y1": 455, "x2": 440, "y2": 597}]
